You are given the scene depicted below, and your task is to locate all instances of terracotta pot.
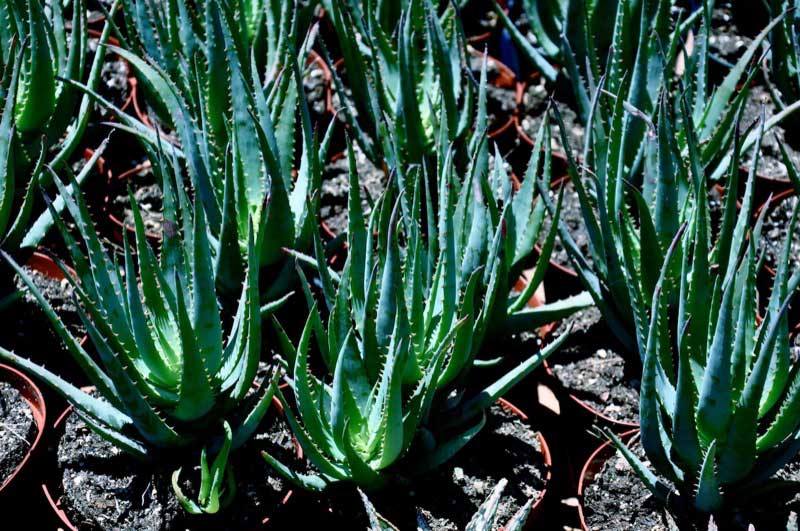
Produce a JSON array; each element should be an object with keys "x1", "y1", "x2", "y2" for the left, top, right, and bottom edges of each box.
[
  {"x1": 496, "y1": 397, "x2": 553, "y2": 524},
  {"x1": 43, "y1": 390, "x2": 300, "y2": 530},
  {"x1": 307, "y1": 49, "x2": 335, "y2": 117},
  {"x1": 542, "y1": 360, "x2": 639, "y2": 431},
  {"x1": 24, "y1": 252, "x2": 76, "y2": 282},
  {"x1": 0, "y1": 364, "x2": 47, "y2": 494},
  {"x1": 468, "y1": 48, "x2": 522, "y2": 140},
  {"x1": 577, "y1": 429, "x2": 639, "y2": 531}
]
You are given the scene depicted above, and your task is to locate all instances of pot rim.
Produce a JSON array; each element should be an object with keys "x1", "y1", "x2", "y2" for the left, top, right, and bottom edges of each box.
[
  {"x1": 495, "y1": 397, "x2": 553, "y2": 523},
  {"x1": 0, "y1": 364, "x2": 47, "y2": 494},
  {"x1": 577, "y1": 429, "x2": 640, "y2": 531},
  {"x1": 542, "y1": 360, "x2": 640, "y2": 429}
]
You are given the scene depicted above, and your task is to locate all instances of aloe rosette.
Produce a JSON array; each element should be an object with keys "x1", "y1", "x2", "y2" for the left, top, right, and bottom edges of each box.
[
  {"x1": 0, "y1": 151, "x2": 279, "y2": 514},
  {"x1": 607, "y1": 101, "x2": 800, "y2": 519},
  {"x1": 0, "y1": 0, "x2": 120, "y2": 255},
  {"x1": 70, "y1": 0, "x2": 329, "y2": 298},
  {"x1": 262, "y1": 67, "x2": 587, "y2": 490},
  {"x1": 321, "y1": 0, "x2": 473, "y2": 168}
]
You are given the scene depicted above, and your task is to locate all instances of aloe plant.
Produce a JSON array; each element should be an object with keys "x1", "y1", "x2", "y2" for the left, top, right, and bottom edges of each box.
[
  {"x1": 0, "y1": 150, "x2": 280, "y2": 514},
  {"x1": 0, "y1": 1, "x2": 120, "y2": 253},
  {"x1": 360, "y1": 478, "x2": 533, "y2": 530},
  {"x1": 607, "y1": 102, "x2": 800, "y2": 518},
  {"x1": 321, "y1": 0, "x2": 473, "y2": 167},
  {"x1": 115, "y1": 0, "x2": 316, "y2": 123},
  {"x1": 766, "y1": 0, "x2": 800, "y2": 110},
  {"x1": 69, "y1": 0, "x2": 331, "y2": 297},
  {"x1": 261, "y1": 68, "x2": 587, "y2": 490},
  {"x1": 498, "y1": 1, "x2": 799, "y2": 183}
]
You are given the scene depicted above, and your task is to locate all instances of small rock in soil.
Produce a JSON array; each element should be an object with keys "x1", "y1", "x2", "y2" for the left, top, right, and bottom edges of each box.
[{"x1": 0, "y1": 381, "x2": 35, "y2": 486}]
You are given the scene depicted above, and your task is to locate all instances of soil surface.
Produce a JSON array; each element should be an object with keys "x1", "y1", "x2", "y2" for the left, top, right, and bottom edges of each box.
[
  {"x1": 709, "y1": 4, "x2": 752, "y2": 69},
  {"x1": 90, "y1": 38, "x2": 130, "y2": 112},
  {"x1": 0, "y1": 381, "x2": 35, "y2": 486},
  {"x1": 321, "y1": 144, "x2": 386, "y2": 235},
  {"x1": 538, "y1": 180, "x2": 592, "y2": 271},
  {"x1": 586, "y1": 438, "x2": 800, "y2": 531},
  {"x1": 583, "y1": 438, "x2": 669, "y2": 531},
  {"x1": 390, "y1": 403, "x2": 548, "y2": 530},
  {"x1": 762, "y1": 194, "x2": 800, "y2": 274},
  {"x1": 111, "y1": 165, "x2": 163, "y2": 237},
  {"x1": 310, "y1": 403, "x2": 548, "y2": 530},
  {"x1": 548, "y1": 307, "x2": 640, "y2": 425},
  {"x1": 57, "y1": 404, "x2": 301, "y2": 531},
  {"x1": 519, "y1": 76, "x2": 585, "y2": 155}
]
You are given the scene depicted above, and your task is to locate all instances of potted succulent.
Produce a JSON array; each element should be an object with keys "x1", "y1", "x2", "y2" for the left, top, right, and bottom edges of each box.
[
  {"x1": 319, "y1": 0, "x2": 475, "y2": 169},
  {"x1": 0, "y1": 363, "x2": 46, "y2": 494},
  {"x1": 0, "y1": 147, "x2": 298, "y2": 528},
  {"x1": 581, "y1": 95, "x2": 800, "y2": 529},
  {"x1": 261, "y1": 67, "x2": 589, "y2": 527}
]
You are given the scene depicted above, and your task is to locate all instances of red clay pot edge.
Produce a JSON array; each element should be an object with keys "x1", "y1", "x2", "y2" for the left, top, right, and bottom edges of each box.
[
  {"x1": 42, "y1": 386, "x2": 300, "y2": 531},
  {"x1": 577, "y1": 429, "x2": 639, "y2": 531},
  {"x1": 541, "y1": 360, "x2": 640, "y2": 430},
  {"x1": 495, "y1": 397, "x2": 553, "y2": 525},
  {"x1": 0, "y1": 364, "x2": 47, "y2": 494},
  {"x1": 469, "y1": 47, "x2": 522, "y2": 140}
]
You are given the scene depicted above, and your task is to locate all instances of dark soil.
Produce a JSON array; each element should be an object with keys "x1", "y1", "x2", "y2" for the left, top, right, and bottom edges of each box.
[
  {"x1": 741, "y1": 86, "x2": 800, "y2": 181},
  {"x1": 537, "y1": 180, "x2": 592, "y2": 271},
  {"x1": 57, "y1": 405, "x2": 301, "y2": 531},
  {"x1": 519, "y1": 76, "x2": 585, "y2": 155},
  {"x1": 709, "y1": 4, "x2": 752, "y2": 68},
  {"x1": 762, "y1": 195, "x2": 800, "y2": 274},
  {"x1": 585, "y1": 437, "x2": 800, "y2": 531},
  {"x1": 110, "y1": 165, "x2": 163, "y2": 237},
  {"x1": 548, "y1": 307, "x2": 640, "y2": 425},
  {"x1": 365, "y1": 403, "x2": 548, "y2": 530},
  {"x1": 6, "y1": 264, "x2": 86, "y2": 384},
  {"x1": 461, "y1": 0, "x2": 500, "y2": 42},
  {"x1": 321, "y1": 145, "x2": 386, "y2": 235},
  {"x1": 469, "y1": 55, "x2": 519, "y2": 133},
  {"x1": 0, "y1": 382, "x2": 35, "y2": 486},
  {"x1": 583, "y1": 437, "x2": 669, "y2": 531}
]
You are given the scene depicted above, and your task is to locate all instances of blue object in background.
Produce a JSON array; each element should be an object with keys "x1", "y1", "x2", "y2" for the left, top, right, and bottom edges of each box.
[{"x1": 499, "y1": 0, "x2": 521, "y2": 77}]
